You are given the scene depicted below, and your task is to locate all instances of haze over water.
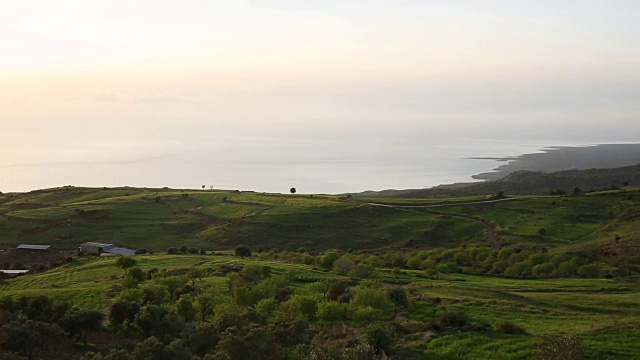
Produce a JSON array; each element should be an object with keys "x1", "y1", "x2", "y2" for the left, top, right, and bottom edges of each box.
[{"x1": 2, "y1": 1, "x2": 638, "y2": 194}]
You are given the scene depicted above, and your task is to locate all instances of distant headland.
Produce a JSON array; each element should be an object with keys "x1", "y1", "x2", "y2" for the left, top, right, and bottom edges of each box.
[{"x1": 469, "y1": 143, "x2": 640, "y2": 181}]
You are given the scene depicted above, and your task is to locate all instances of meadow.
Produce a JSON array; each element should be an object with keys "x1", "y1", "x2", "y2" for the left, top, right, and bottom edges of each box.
[
  {"x1": 1, "y1": 252, "x2": 639, "y2": 359},
  {"x1": 0, "y1": 186, "x2": 639, "y2": 358}
]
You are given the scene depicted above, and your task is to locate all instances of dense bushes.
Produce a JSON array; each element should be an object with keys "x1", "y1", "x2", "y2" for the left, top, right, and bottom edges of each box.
[{"x1": 257, "y1": 246, "x2": 603, "y2": 279}]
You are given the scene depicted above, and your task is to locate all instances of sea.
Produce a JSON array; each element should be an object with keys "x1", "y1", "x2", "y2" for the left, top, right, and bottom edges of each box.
[{"x1": 1, "y1": 132, "x2": 637, "y2": 194}]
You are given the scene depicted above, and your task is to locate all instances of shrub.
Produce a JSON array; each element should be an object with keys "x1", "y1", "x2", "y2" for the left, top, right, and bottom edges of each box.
[
  {"x1": 235, "y1": 245, "x2": 252, "y2": 258},
  {"x1": 386, "y1": 286, "x2": 409, "y2": 308},
  {"x1": 361, "y1": 323, "x2": 394, "y2": 354},
  {"x1": 439, "y1": 311, "x2": 470, "y2": 328},
  {"x1": 494, "y1": 320, "x2": 527, "y2": 334},
  {"x1": 166, "y1": 248, "x2": 179, "y2": 255},
  {"x1": 352, "y1": 306, "x2": 384, "y2": 322},
  {"x1": 348, "y1": 264, "x2": 377, "y2": 279},
  {"x1": 577, "y1": 264, "x2": 599, "y2": 278},
  {"x1": 316, "y1": 301, "x2": 348, "y2": 325},
  {"x1": 332, "y1": 258, "x2": 355, "y2": 275},
  {"x1": 135, "y1": 248, "x2": 148, "y2": 255}
]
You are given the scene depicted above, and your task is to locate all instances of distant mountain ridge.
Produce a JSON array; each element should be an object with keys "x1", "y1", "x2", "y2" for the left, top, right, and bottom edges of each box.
[{"x1": 352, "y1": 163, "x2": 640, "y2": 198}]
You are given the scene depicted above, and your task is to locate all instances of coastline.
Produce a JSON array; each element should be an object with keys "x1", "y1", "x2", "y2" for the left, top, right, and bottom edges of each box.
[{"x1": 469, "y1": 143, "x2": 640, "y2": 181}]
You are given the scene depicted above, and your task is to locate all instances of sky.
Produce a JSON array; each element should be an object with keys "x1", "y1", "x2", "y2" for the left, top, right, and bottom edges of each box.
[{"x1": 1, "y1": 0, "x2": 639, "y2": 192}]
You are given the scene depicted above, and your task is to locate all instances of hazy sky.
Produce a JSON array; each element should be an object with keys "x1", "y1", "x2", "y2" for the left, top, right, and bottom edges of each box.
[{"x1": 1, "y1": 1, "x2": 639, "y2": 191}]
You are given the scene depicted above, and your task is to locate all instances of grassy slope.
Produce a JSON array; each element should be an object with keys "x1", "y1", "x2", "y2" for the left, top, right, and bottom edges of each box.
[
  {"x1": 0, "y1": 187, "x2": 638, "y2": 255},
  {"x1": 1, "y1": 254, "x2": 639, "y2": 359},
  {"x1": 0, "y1": 187, "x2": 488, "y2": 251}
]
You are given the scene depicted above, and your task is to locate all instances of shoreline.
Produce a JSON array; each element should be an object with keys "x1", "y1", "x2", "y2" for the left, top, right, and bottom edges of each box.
[{"x1": 469, "y1": 143, "x2": 640, "y2": 181}]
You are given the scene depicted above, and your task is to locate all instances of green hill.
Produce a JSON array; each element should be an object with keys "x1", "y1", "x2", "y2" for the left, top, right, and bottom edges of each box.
[
  {"x1": 1, "y1": 186, "x2": 639, "y2": 259},
  {"x1": 1, "y1": 186, "x2": 640, "y2": 359}
]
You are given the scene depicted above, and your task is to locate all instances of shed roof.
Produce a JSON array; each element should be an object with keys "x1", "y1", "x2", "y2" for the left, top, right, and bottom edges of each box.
[
  {"x1": 17, "y1": 244, "x2": 51, "y2": 250},
  {"x1": 81, "y1": 242, "x2": 114, "y2": 248},
  {"x1": 103, "y1": 247, "x2": 136, "y2": 256},
  {"x1": 0, "y1": 270, "x2": 29, "y2": 274}
]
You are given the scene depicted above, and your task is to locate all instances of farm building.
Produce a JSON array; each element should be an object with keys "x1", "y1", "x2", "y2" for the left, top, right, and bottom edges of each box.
[
  {"x1": 80, "y1": 242, "x2": 135, "y2": 256},
  {"x1": 17, "y1": 244, "x2": 51, "y2": 251},
  {"x1": 0, "y1": 270, "x2": 29, "y2": 276}
]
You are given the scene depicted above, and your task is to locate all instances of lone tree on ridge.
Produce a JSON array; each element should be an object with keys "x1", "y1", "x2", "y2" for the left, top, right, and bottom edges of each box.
[{"x1": 290, "y1": 187, "x2": 296, "y2": 194}]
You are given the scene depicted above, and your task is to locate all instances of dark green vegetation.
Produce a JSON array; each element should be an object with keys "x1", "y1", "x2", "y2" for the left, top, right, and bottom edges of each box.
[
  {"x1": 0, "y1": 183, "x2": 639, "y2": 359},
  {"x1": 355, "y1": 163, "x2": 640, "y2": 197},
  {"x1": 1, "y1": 253, "x2": 639, "y2": 359}
]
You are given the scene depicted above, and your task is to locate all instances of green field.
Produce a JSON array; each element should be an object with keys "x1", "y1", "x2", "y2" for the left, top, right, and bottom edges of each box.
[
  {"x1": 1, "y1": 186, "x2": 639, "y2": 359},
  {"x1": 1, "y1": 186, "x2": 638, "y2": 254},
  {"x1": 1, "y1": 253, "x2": 639, "y2": 358}
]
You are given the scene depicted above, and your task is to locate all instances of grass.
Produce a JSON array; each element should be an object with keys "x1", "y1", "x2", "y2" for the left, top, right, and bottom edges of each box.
[
  {"x1": 0, "y1": 251, "x2": 639, "y2": 358},
  {"x1": 1, "y1": 187, "x2": 638, "y2": 255}
]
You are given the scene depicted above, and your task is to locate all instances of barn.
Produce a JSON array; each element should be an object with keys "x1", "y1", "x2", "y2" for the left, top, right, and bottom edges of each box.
[
  {"x1": 79, "y1": 242, "x2": 136, "y2": 256},
  {"x1": 80, "y1": 242, "x2": 115, "y2": 254}
]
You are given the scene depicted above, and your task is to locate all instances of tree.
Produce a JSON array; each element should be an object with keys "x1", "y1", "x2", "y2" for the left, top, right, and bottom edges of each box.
[
  {"x1": 319, "y1": 252, "x2": 341, "y2": 270},
  {"x1": 23, "y1": 295, "x2": 53, "y2": 322},
  {"x1": 176, "y1": 296, "x2": 197, "y2": 322},
  {"x1": 216, "y1": 324, "x2": 282, "y2": 360},
  {"x1": 160, "y1": 276, "x2": 186, "y2": 300},
  {"x1": 109, "y1": 300, "x2": 139, "y2": 328},
  {"x1": 183, "y1": 323, "x2": 221, "y2": 358},
  {"x1": 349, "y1": 264, "x2": 377, "y2": 279},
  {"x1": 290, "y1": 187, "x2": 296, "y2": 194},
  {"x1": 361, "y1": 323, "x2": 394, "y2": 354},
  {"x1": 115, "y1": 257, "x2": 137, "y2": 271},
  {"x1": 133, "y1": 337, "x2": 190, "y2": 360},
  {"x1": 134, "y1": 305, "x2": 184, "y2": 340},
  {"x1": 577, "y1": 264, "x2": 599, "y2": 278},
  {"x1": 351, "y1": 281, "x2": 393, "y2": 315},
  {"x1": 0, "y1": 320, "x2": 66, "y2": 359},
  {"x1": 123, "y1": 267, "x2": 145, "y2": 288},
  {"x1": 195, "y1": 293, "x2": 220, "y2": 321},
  {"x1": 202, "y1": 185, "x2": 205, "y2": 190},
  {"x1": 187, "y1": 268, "x2": 206, "y2": 284},
  {"x1": 61, "y1": 309, "x2": 104, "y2": 345},
  {"x1": 235, "y1": 245, "x2": 252, "y2": 258},
  {"x1": 386, "y1": 286, "x2": 409, "y2": 308},
  {"x1": 316, "y1": 302, "x2": 348, "y2": 326},
  {"x1": 332, "y1": 258, "x2": 355, "y2": 275}
]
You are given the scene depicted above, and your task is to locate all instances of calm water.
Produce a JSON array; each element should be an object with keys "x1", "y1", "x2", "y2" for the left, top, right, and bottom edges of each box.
[{"x1": 1, "y1": 134, "x2": 603, "y2": 194}]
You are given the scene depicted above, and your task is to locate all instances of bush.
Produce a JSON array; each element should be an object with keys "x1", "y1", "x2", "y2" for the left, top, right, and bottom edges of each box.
[
  {"x1": 348, "y1": 264, "x2": 377, "y2": 279},
  {"x1": 135, "y1": 248, "x2": 148, "y2": 255},
  {"x1": 439, "y1": 311, "x2": 470, "y2": 328},
  {"x1": 361, "y1": 323, "x2": 394, "y2": 354},
  {"x1": 494, "y1": 320, "x2": 526, "y2": 334},
  {"x1": 166, "y1": 248, "x2": 179, "y2": 255},
  {"x1": 235, "y1": 245, "x2": 252, "y2": 258},
  {"x1": 352, "y1": 306, "x2": 384, "y2": 322},
  {"x1": 332, "y1": 258, "x2": 355, "y2": 275}
]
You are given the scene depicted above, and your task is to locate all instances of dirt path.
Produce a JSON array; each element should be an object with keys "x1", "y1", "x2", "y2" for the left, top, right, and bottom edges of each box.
[{"x1": 368, "y1": 201, "x2": 503, "y2": 249}]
